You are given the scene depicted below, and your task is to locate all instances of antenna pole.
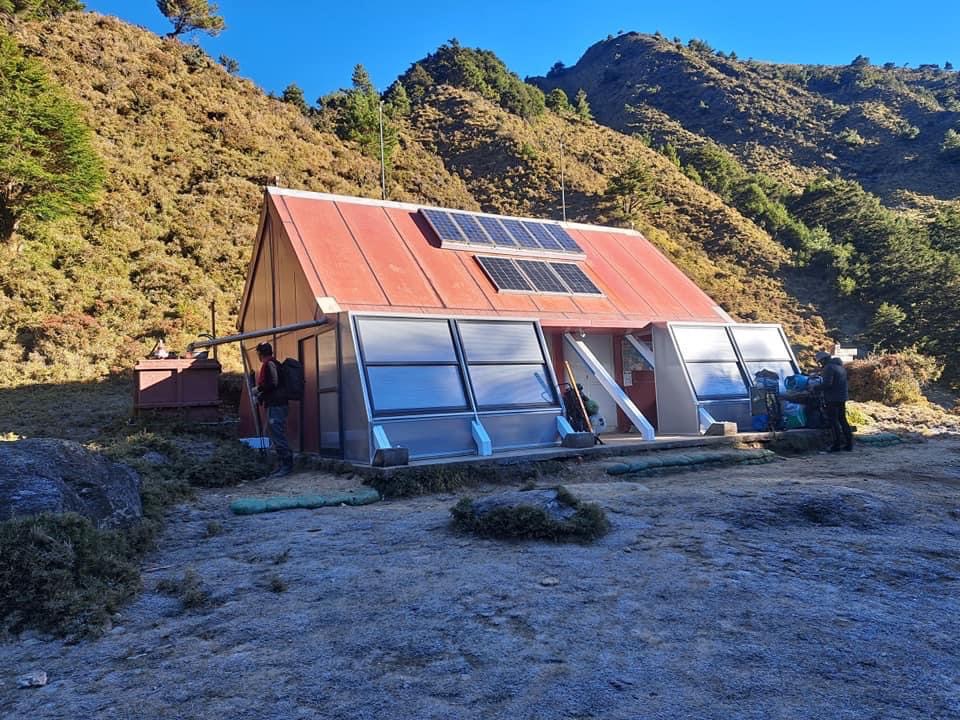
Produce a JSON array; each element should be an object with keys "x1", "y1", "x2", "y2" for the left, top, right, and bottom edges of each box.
[
  {"x1": 379, "y1": 100, "x2": 387, "y2": 201},
  {"x1": 559, "y1": 135, "x2": 567, "y2": 222}
]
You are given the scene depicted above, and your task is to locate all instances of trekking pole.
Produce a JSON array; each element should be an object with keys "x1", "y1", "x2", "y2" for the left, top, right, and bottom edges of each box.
[
  {"x1": 240, "y1": 347, "x2": 266, "y2": 457},
  {"x1": 564, "y1": 362, "x2": 603, "y2": 445}
]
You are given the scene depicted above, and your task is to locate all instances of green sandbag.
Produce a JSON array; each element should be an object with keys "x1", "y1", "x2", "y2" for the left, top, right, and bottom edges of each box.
[
  {"x1": 853, "y1": 432, "x2": 902, "y2": 446},
  {"x1": 607, "y1": 449, "x2": 776, "y2": 476},
  {"x1": 231, "y1": 487, "x2": 381, "y2": 515}
]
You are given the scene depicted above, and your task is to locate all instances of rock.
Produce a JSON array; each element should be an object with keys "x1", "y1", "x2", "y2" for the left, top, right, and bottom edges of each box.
[
  {"x1": 0, "y1": 438, "x2": 142, "y2": 529},
  {"x1": 17, "y1": 670, "x2": 47, "y2": 688},
  {"x1": 470, "y1": 489, "x2": 578, "y2": 524}
]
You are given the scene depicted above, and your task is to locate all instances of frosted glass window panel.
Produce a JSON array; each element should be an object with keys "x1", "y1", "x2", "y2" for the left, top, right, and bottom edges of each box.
[
  {"x1": 672, "y1": 326, "x2": 738, "y2": 362},
  {"x1": 318, "y1": 392, "x2": 340, "y2": 449},
  {"x1": 685, "y1": 362, "x2": 748, "y2": 399},
  {"x1": 745, "y1": 361, "x2": 797, "y2": 392},
  {"x1": 356, "y1": 317, "x2": 457, "y2": 363},
  {"x1": 457, "y1": 321, "x2": 545, "y2": 363},
  {"x1": 366, "y1": 365, "x2": 467, "y2": 414},
  {"x1": 317, "y1": 331, "x2": 338, "y2": 389},
  {"x1": 732, "y1": 326, "x2": 792, "y2": 361},
  {"x1": 469, "y1": 364, "x2": 556, "y2": 408}
]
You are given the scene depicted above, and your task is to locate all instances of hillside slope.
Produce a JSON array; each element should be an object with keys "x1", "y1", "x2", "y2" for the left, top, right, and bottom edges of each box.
[
  {"x1": 532, "y1": 33, "x2": 960, "y2": 204},
  {"x1": 1, "y1": 13, "x2": 833, "y2": 388},
  {"x1": 2, "y1": 12, "x2": 477, "y2": 384}
]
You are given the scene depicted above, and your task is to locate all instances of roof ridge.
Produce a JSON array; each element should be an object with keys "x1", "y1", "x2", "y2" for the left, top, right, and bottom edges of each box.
[{"x1": 265, "y1": 187, "x2": 643, "y2": 237}]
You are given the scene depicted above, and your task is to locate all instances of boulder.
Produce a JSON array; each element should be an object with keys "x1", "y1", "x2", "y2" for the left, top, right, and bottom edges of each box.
[
  {"x1": 470, "y1": 489, "x2": 578, "y2": 523},
  {"x1": 0, "y1": 439, "x2": 142, "y2": 529}
]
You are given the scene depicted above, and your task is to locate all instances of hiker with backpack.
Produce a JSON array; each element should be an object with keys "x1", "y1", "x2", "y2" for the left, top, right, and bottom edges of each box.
[{"x1": 254, "y1": 342, "x2": 294, "y2": 477}]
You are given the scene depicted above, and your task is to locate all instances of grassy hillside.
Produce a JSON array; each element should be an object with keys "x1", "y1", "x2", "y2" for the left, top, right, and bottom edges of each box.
[
  {"x1": 1, "y1": 13, "x2": 838, "y2": 390},
  {"x1": 2, "y1": 12, "x2": 477, "y2": 386},
  {"x1": 533, "y1": 32, "x2": 960, "y2": 204}
]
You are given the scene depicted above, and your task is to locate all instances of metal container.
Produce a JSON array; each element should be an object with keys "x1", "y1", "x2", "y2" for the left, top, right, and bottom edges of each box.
[{"x1": 133, "y1": 358, "x2": 221, "y2": 416}]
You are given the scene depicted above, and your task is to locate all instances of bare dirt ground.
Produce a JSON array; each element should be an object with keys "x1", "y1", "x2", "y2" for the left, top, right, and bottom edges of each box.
[{"x1": 3, "y1": 439, "x2": 960, "y2": 719}]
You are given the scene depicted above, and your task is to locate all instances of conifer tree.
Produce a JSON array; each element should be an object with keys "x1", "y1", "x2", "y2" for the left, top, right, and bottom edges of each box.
[
  {"x1": 545, "y1": 88, "x2": 571, "y2": 114},
  {"x1": 574, "y1": 88, "x2": 592, "y2": 121},
  {"x1": 281, "y1": 83, "x2": 309, "y2": 115},
  {"x1": 0, "y1": 32, "x2": 102, "y2": 246},
  {"x1": 384, "y1": 81, "x2": 410, "y2": 118},
  {"x1": 604, "y1": 158, "x2": 663, "y2": 228},
  {"x1": 155, "y1": 0, "x2": 225, "y2": 38}
]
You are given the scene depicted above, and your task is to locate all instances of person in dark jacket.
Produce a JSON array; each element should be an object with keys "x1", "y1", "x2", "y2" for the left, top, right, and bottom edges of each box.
[
  {"x1": 816, "y1": 350, "x2": 853, "y2": 452},
  {"x1": 254, "y1": 342, "x2": 293, "y2": 476}
]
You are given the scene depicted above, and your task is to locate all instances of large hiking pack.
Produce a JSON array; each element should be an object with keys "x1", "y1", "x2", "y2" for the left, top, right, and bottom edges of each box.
[{"x1": 277, "y1": 358, "x2": 304, "y2": 401}]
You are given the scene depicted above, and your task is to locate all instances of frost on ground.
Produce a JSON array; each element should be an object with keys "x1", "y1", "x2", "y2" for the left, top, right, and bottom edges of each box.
[{"x1": 2, "y1": 440, "x2": 960, "y2": 720}]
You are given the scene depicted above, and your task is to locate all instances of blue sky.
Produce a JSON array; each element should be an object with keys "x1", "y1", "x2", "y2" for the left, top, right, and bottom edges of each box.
[{"x1": 84, "y1": 1, "x2": 960, "y2": 104}]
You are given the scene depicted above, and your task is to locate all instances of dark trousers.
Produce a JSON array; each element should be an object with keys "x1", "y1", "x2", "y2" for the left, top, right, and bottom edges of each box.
[
  {"x1": 267, "y1": 405, "x2": 293, "y2": 468},
  {"x1": 825, "y1": 400, "x2": 853, "y2": 449}
]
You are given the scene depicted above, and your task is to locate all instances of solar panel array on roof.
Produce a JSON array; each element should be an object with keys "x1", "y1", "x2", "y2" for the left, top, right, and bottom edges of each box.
[
  {"x1": 476, "y1": 256, "x2": 602, "y2": 296},
  {"x1": 421, "y1": 208, "x2": 584, "y2": 256},
  {"x1": 476, "y1": 256, "x2": 533, "y2": 292},
  {"x1": 549, "y1": 262, "x2": 601, "y2": 295},
  {"x1": 516, "y1": 260, "x2": 567, "y2": 293}
]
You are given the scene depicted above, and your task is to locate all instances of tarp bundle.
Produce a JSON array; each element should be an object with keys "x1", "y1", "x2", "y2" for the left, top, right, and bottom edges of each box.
[
  {"x1": 606, "y1": 448, "x2": 777, "y2": 476},
  {"x1": 230, "y1": 487, "x2": 381, "y2": 515},
  {"x1": 853, "y1": 433, "x2": 902, "y2": 446}
]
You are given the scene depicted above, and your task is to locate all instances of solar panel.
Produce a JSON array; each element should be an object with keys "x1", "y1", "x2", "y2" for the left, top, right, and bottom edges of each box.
[
  {"x1": 420, "y1": 208, "x2": 585, "y2": 257},
  {"x1": 544, "y1": 223, "x2": 582, "y2": 252},
  {"x1": 422, "y1": 208, "x2": 466, "y2": 243},
  {"x1": 499, "y1": 218, "x2": 541, "y2": 250},
  {"x1": 522, "y1": 221, "x2": 563, "y2": 251},
  {"x1": 550, "y1": 263, "x2": 601, "y2": 295},
  {"x1": 516, "y1": 260, "x2": 567, "y2": 293},
  {"x1": 476, "y1": 215, "x2": 517, "y2": 248},
  {"x1": 476, "y1": 256, "x2": 532, "y2": 292},
  {"x1": 450, "y1": 213, "x2": 493, "y2": 245}
]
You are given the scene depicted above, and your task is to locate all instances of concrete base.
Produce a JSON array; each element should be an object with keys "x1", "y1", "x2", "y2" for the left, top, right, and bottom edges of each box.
[
  {"x1": 561, "y1": 432, "x2": 597, "y2": 449},
  {"x1": 372, "y1": 447, "x2": 410, "y2": 467},
  {"x1": 705, "y1": 422, "x2": 738, "y2": 436},
  {"x1": 303, "y1": 429, "x2": 824, "y2": 485}
]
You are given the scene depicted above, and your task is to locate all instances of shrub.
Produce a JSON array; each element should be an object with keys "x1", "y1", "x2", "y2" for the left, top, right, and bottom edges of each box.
[
  {"x1": 450, "y1": 486, "x2": 609, "y2": 542},
  {"x1": 156, "y1": 566, "x2": 208, "y2": 608},
  {"x1": 0, "y1": 513, "x2": 141, "y2": 636},
  {"x1": 847, "y1": 349, "x2": 942, "y2": 405}
]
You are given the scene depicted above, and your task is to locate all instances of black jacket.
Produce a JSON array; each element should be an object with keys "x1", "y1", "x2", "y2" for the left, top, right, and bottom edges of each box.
[
  {"x1": 821, "y1": 357, "x2": 849, "y2": 402},
  {"x1": 256, "y1": 358, "x2": 287, "y2": 407}
]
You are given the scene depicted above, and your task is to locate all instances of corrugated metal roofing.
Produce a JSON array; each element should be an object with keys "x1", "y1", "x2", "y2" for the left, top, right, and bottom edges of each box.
[{"x1": 266, "y1": 187, "x2": 730, "y2": 330}]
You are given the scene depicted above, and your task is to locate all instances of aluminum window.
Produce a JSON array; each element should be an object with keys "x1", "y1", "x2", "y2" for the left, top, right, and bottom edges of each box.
[
  {"x1": 365, "y1": 366, "x2": 468, "y2": 413},
  {"x1": 685, "y1": 362, "x2": 749, "y2": 399},
  {"x1": 458, "y1": 320, "x2": 544, "y2": 363},
  {"x1": 355, "y1": 316, "x2": 458, "y2": 363},
  {"x1": 731, "y1": 326, "x2": 792, "y2": 361},
  {"x1": 469, "y1": 364, "x2": 556, "y2": 409},
  {"x1": 673, "y1": 325, "x2": 739, "y2": 362},
  {"x1": 355, "y1": 316, "x2": 468, "y2": 416}
]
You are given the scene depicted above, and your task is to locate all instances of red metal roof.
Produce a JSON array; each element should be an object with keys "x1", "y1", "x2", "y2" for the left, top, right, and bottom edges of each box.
[{"x1": 265, "y1": 188, "x2": 730, "y2": 331}]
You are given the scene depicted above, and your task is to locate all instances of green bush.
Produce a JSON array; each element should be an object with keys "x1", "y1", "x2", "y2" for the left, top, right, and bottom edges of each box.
[
  {"x1": 450, "y1": 486, "x2": 609, "y2": 542},
  {"x1": 847, "y1": 350, "x2": 942, "y2": 405},
  {"x1": 0, "y1": 513, "x2": 141, "y2": 636}
]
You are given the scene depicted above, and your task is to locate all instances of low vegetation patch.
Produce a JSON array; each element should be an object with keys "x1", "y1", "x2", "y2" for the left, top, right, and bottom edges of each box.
[
  {"x1": 847, "y1": 350, "x2": 942, "y2": 405},
  {"x1": 451, "y1": 486, "x2": 609, "y2": 542},
  {"x1": 367, "y1": 460, "x2": 565, "y2": 498},
  {"x1": 0, "y1": 380, "x2": 268, "y2": 636},
  {"x1": 156, "y1": 567, "x2": 209, "y2": 609},
  {"x1": 0, "y1": 513, "x2": 141, "y2": 637}
]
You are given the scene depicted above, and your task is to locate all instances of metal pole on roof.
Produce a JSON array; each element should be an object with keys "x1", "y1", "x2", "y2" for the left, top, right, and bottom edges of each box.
[
  {"x1": 559, "y1": 135, "x2": 567, "y2": 222},
  {"x1": 379, "y1": 100, "x2": 387, "y2": 201}
]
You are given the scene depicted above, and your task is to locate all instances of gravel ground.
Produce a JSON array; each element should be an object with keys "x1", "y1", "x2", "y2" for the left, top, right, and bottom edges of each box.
[{"x1": 2, "y1": 439, "x2": 960, "y2": 719}]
